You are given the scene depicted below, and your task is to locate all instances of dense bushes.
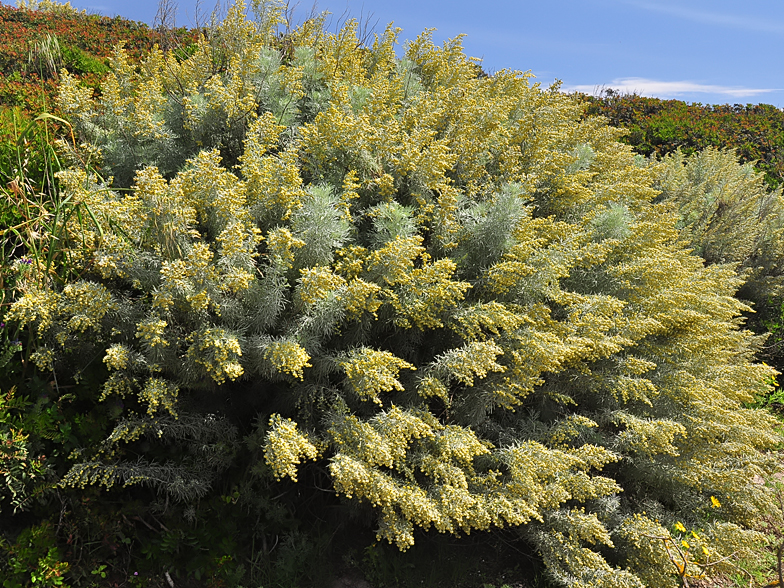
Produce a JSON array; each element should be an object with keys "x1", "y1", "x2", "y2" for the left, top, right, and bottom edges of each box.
[
  {"x1": 646, "y1": 147, "x2": 784, "y2": 386},
  {"x1": 1, "y1": 2, "x2": 784, "y2": 586},
  {"x1": 3, "y1": 1, "x2": 782, "y2": 586},
  {"x1": 652, "y1": 147, "x2": 784, "y2": 311},
  {"x1": 582, "y1": 91, "x2": 784, "y2": 190}
]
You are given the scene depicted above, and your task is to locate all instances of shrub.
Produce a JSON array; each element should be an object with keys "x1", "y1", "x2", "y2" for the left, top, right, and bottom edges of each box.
[
  {"x1": 0, "y1": 387, "x2": 47, "y2": 514},
  {"x1": 6, "y1": 1, "x2": 783, "y2": 585},
  {"x1": 60, "y1": 45, "x2": 108, "y2": 76},
  {"x1": 15, "y1": 0, "x2": 85, "y2": 17},
  {"x1": 651, "y1": 147, "x2": 784, "y2": 369}
]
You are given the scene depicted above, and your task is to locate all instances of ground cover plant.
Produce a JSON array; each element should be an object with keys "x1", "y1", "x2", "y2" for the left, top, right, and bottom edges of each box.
[{"x1": 2, "y1": 1, "x2": 784, "y2": 587}]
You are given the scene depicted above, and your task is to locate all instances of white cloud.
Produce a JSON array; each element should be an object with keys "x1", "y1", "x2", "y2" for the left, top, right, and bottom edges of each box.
[
  {"x1": 618, "y1": 0, "x2": 784, "y2": 34},
  {"x1": 564, "y1": 78, "x2": 780, "y2": 99}
]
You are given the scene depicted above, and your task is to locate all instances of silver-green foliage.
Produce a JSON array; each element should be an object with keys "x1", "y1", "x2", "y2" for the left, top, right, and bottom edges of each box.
[
  {"x1": 653, "y1": 147, "x2": 784, "y2": 302},
  {"x1": 7, "y1": 3, "x2": 784, "y2": 586}
]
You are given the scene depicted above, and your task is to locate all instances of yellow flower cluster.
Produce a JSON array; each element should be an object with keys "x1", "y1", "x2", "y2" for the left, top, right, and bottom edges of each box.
[
  {"x1": 138, "y1": 378, "x2": 179, "y2": 417},
  {"x1": 342, "y1": 279, "x2": 383, "y2": 320},
  {"x1": 329, "y1": 414, "x2": 397, "y2": 469},
  {"x1": 451, "y1": 302, "x2": 525, "y2": 341},
  {"x1": 549, "y1": 415, "x2": 598, "y2": 447},
  {"x1": 416, "y1": 376, "x2": 449, "y2": 402},
  {"x1": 58, "y1": 282, "x2": 116, "y2": 337},
  {"x1": 334, "y1": 245, "x2": 367, "y2": 279},
  {"x1": 265, "y1": 227, "x2": 305, "y2": 270},
  {"x1": 216, "y1": 221, "x2": 263, "y2": 293},
  {"x1": 16, "y1": 0, "x2": 85, "y2": 14},
  {"x1": 30, "y1": 347, "x2": 55, "y2": 372},
  {"x1": 178, "y1": 150, "x2": 251, "y2": 230},
  {"x1": 316, "y1": 20, "x2": 369, "y2": 85},
  {"x1": 328, "y1": 407, "x2": 436, "y2": 474},
  {"x1": 187, "y1": 328, "x2": 244, "y2": 384},
  {"x1": 57, "y1": 70, "x2": 96, "y2": 118},
  {"x1": 155, "y1": 243, "x2": 219, "y2": 313},
  {"x1": 391, "y1": 259, "x2": 471, "y2": 330},
  {"x1": 133, "y1": 167, "x2": 201, "y2": 258},
  {"x1": 59, "y1": 462, "x2": 120, "y2": 491},
  {"x1": 297, "y1": 266, "x2": 346, "y2": 306},
  {"x1": 338, "y1": 170, "x2": 362, "y2": 220},
  {"x1": 327, "y1": 409, "x2": 557, "y2": 549},
  {"x1": 103, "y1": 344, "x2": 131, "y2": 371},
  {"x1": 365, "y1": 236, "x2": 425, "y2": 285},
  {"x1": 244, "y1": 111, "x2": 284, "y2": 156},
  {"x1": 264, "y1": 414, "x2": 319, "y2": 481},
  {"x1": 244, "y1": 149, "x2": 308, "y2": 223},
  {"x1": 430, "y1": 341, "x2": 505, "y2": 387},
  {"x1": 131, "y1": 58, "x2": 169, "y2": 141},
  {"x1": 135, "y1": 318, "x2": 168, "y2": 349},
  {"x1": 340, "y1": 348, "x2": 416, "y2": 405},
  {"x1": 614, "y1": 413, "x2": 686, "y2": 457},
  {"x1": 263, "y1": 340, "x2": 312, "y2": 380},
  {"x1": 7, "y1": 287, "x2": 59, "y2": 332}
]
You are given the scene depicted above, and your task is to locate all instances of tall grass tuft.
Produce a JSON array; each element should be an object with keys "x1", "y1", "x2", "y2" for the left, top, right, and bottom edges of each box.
[{"x1": 1, "y1": 110, "x2": 101, "y2": 372}]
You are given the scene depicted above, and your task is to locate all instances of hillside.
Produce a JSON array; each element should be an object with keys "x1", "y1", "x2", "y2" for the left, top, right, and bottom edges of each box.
[
  {"x1": 581, "y1": 89, "x2": 784, "y2": 190},
  {"x1": 0, "y1": 2, "x2": 196, "y2": 113}
]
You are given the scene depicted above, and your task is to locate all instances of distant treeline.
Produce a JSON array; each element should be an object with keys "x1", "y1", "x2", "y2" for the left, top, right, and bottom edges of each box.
[{"x1": 580, "y1": 89, "x2": 784, "y2": 189}]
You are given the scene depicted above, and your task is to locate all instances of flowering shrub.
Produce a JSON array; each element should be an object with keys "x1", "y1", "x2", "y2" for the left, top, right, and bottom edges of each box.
[
  {"x1": 6, "y1": 1, "x2": 783, "y2": 585},
  {"x1": 649, "y1": 147, "x2": 784, "y2": 383}
]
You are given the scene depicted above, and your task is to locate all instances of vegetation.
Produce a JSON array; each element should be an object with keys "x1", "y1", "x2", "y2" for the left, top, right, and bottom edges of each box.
[
  {"x1": 0, "y1": 0, "x2": 197, "y2": 202},
  {"x1": 0, "y1": 0, "x2": 196, "y2": 108},
  {"x1": 1, "y1": 1, "x2": 784, "y2": 587},
  {"x1": 581, "y1": 90, "x2": 784, "y2": 190},
  {"x1": 650, "y1": 148, "x2": 784, "y2": 365}
]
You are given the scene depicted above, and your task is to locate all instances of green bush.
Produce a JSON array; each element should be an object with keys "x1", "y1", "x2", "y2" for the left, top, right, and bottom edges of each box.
[
  {"x1": 5, "y1": 1, "x2": 783, "y2": 586},
  {"x1": 0, "y1": 521, "x2": 69, "y2": 588},
  {"x1": 60, "y1": 45, "x2": 108, "y2": 76}
]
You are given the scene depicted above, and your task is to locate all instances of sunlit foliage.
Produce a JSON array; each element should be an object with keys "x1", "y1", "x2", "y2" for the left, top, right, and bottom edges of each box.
[
  {"x1": 7, "y1": 2, "x2": 782, "y2": 585},
  {"x1": 652, "y1": 147, "x2": 784, "y2": 368}
]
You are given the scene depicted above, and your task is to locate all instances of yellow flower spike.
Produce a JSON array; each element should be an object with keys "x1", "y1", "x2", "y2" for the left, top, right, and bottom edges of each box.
[{"x1": 710, "y1": 496, "x2": 721, "y2": 508}]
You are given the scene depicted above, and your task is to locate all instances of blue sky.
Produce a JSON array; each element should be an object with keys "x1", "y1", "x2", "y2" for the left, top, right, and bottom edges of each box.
[{"x1": 67, "y1": 0, "x2": 784, "y2": 107}]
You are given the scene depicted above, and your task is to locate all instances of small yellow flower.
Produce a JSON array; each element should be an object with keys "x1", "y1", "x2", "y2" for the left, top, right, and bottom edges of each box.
[
  {"x1": 675, "y1": 521, "x2": 686, "y2": 533},
  {"x1": 681, "y1": 540, "x2": 690, "y2": 549},
  {"x1": 702, "y1": 546, "x2": 710, "y2": 556},
  {"x1": 710, "y1": 496, "x2": 721, "y2": 508}
]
